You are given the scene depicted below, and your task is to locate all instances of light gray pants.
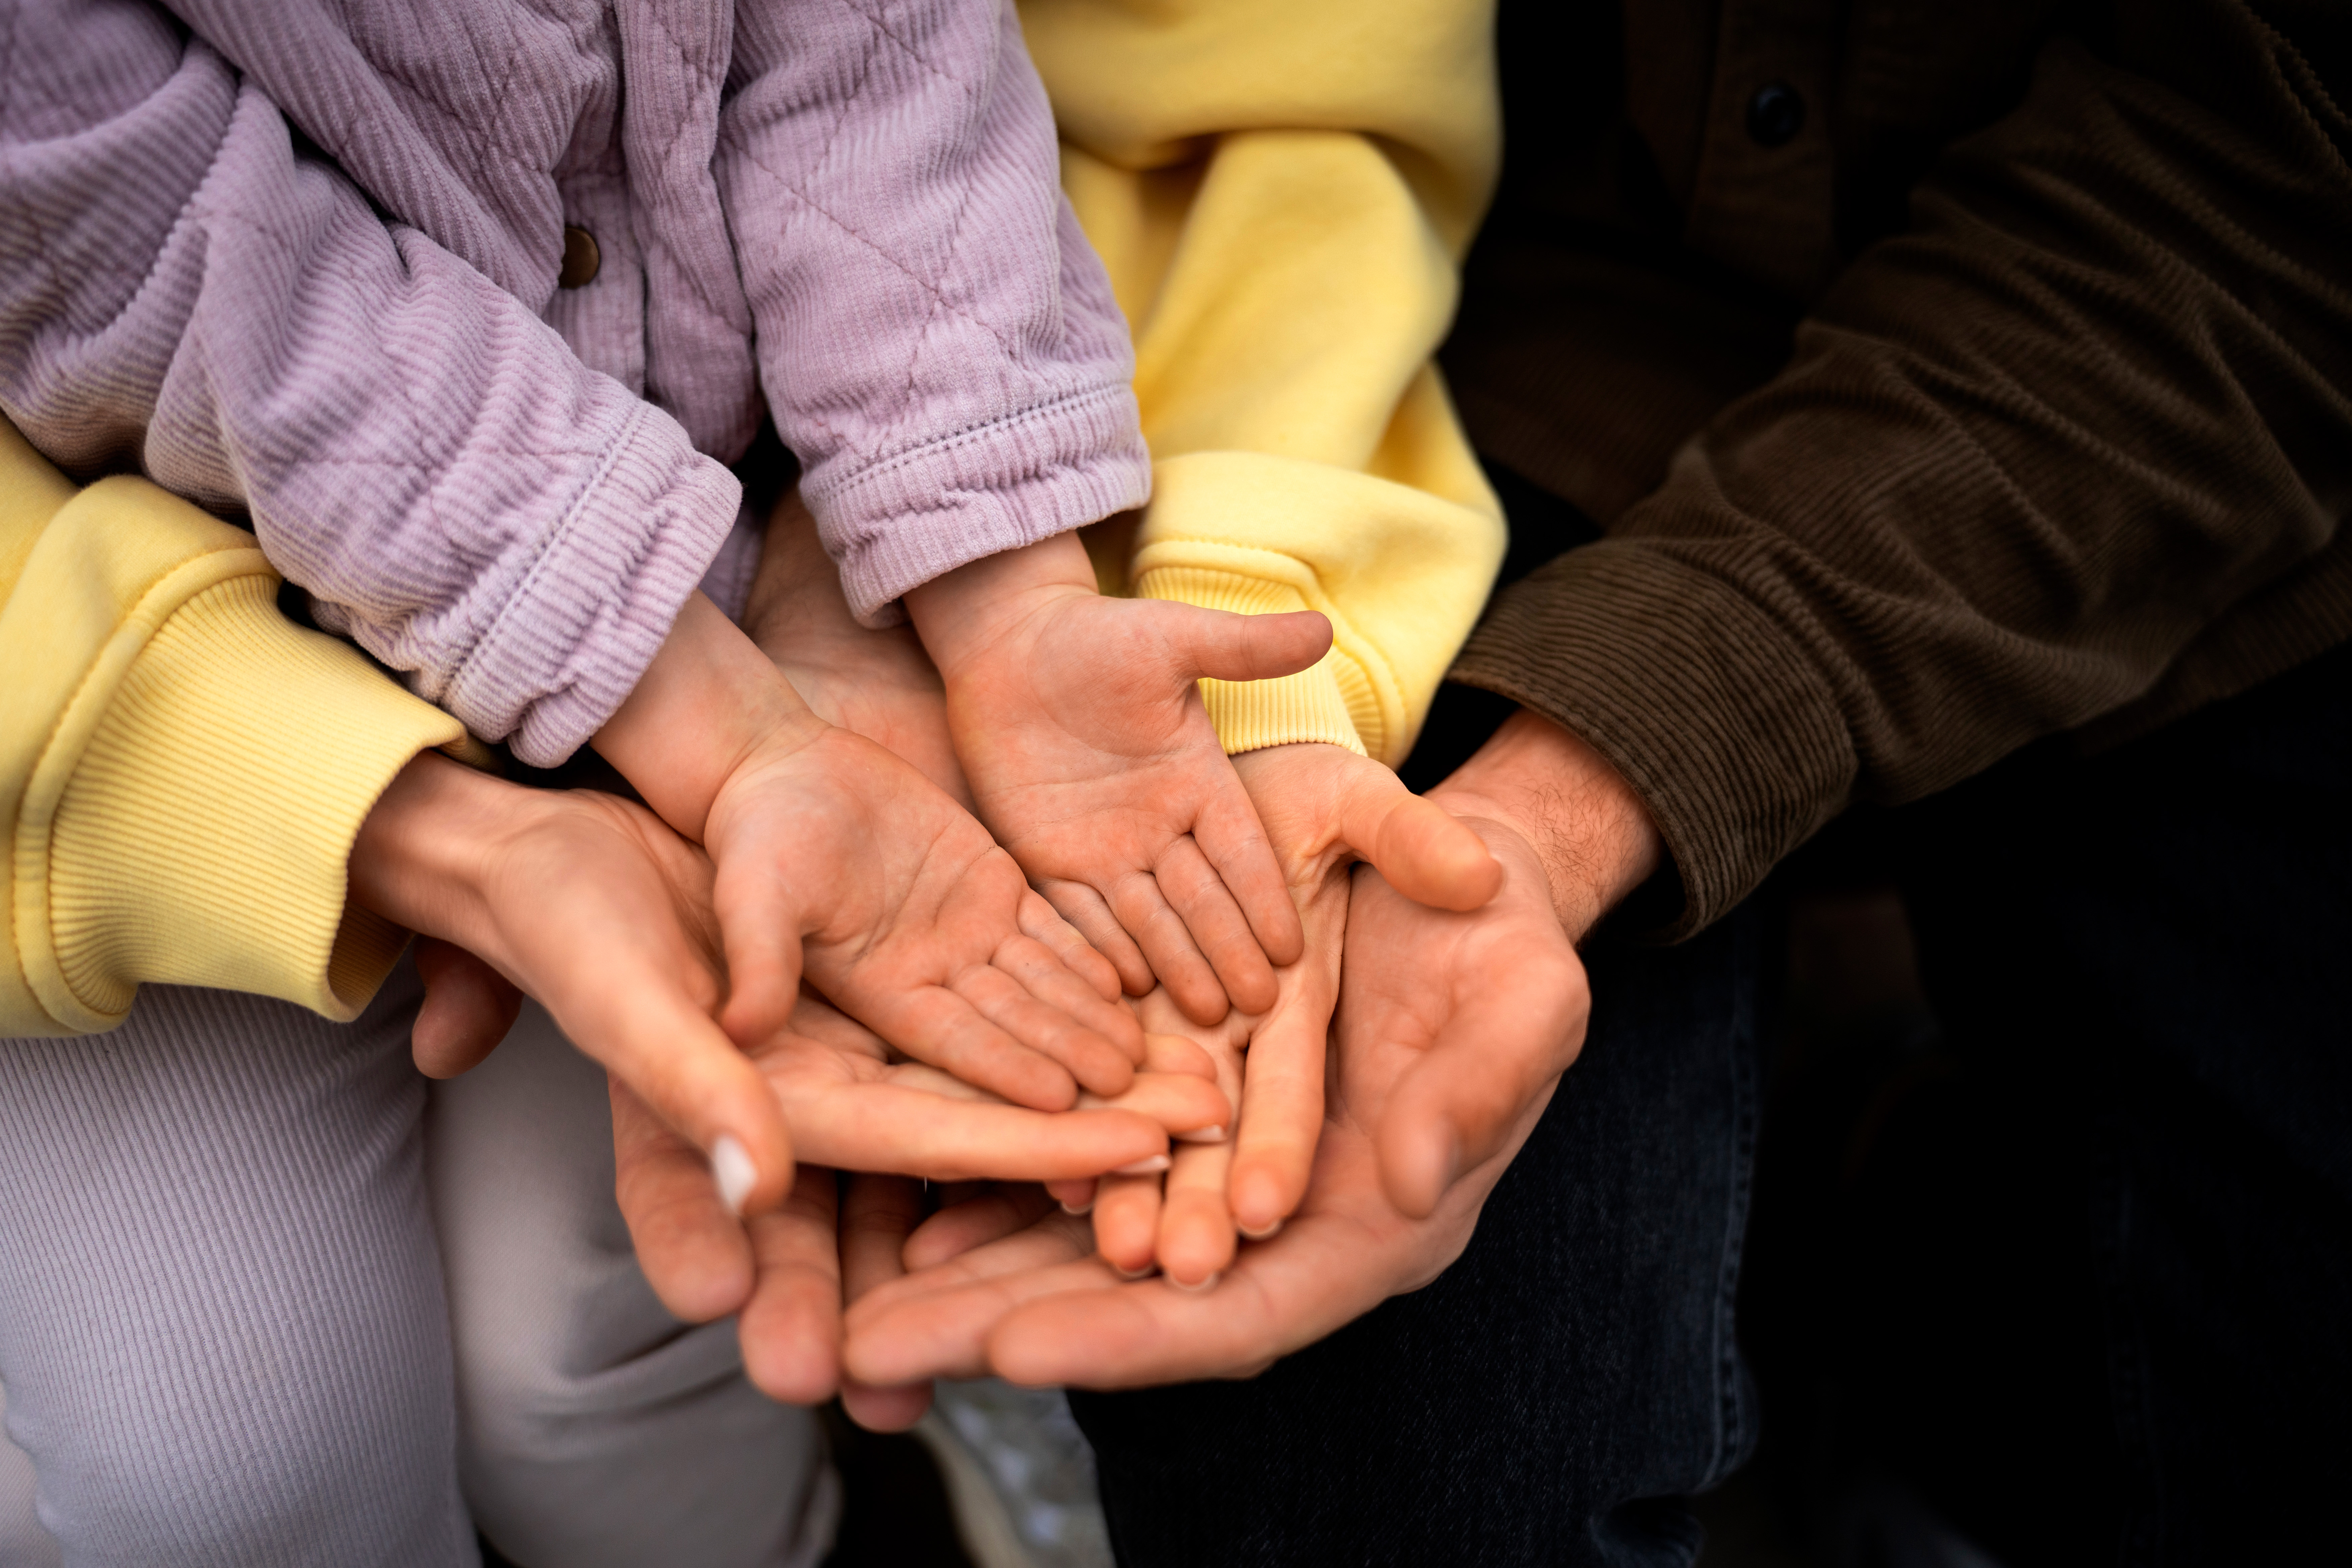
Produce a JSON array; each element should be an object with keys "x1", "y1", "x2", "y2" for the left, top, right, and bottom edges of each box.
[{"x1": 0, "y1": 977, "x2": 830, "y2": 1567}]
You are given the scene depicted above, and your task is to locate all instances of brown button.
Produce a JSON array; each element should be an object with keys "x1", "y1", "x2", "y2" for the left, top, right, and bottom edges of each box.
[{"x1": 558, "y1": 225, "x2": 600, "y2": 289}]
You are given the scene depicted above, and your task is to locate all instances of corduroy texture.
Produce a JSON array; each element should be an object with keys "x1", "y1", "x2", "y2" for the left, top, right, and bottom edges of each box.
[
  {"x1": 1, "y1": 0, "x2": 1148, "y2": 763},
  {"x1": 1027, "y1": 1, "x2": 1509, "y2": 764},
  {"x1": 1450, "y1": 0, "x2": 2352, "y2": 938},
  {"x1": 0, "y1": 423, "x2": 461, "y2": 1036},
  {"x1": 0, "y1": 973, "x2": 476, "y2": 1567}
]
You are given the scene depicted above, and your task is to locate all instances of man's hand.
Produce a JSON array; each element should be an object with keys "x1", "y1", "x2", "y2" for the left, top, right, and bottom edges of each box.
[
  {"x1": 832, "y1": 711, "x2": 1662, "y2": 1393},
  {"x1": 906, "y1": 533, "x2": 1329, "y2": 1026}
]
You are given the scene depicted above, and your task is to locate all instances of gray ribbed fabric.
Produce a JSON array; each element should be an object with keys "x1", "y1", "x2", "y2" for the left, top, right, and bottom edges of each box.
[
  {"x1": 0, "y1": 1385, "x2": 62, "y2": 1568},
  {"x1": 0, "y1": 971, "x2": 476, "y2": 1567},
  {"x1": 428, "y1": 1001, "x2": 837, "y2": 1568}
]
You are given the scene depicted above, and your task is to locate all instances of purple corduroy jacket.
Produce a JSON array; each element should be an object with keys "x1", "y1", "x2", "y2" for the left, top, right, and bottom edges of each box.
[{"x1": 0, "y1": 0, "x2": 1149, "y2": 764}]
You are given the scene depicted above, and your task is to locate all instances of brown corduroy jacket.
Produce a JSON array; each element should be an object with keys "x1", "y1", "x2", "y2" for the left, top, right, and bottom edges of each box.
[{"x1": 1442, "y1": 0, "x2": 2352, "y2": 937}]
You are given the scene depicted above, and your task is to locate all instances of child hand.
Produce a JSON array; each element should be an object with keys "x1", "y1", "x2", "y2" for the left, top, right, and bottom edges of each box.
[
  {"x1": 745, "y1": 488, "x2": 972, "y2": 809},
  {"x1": 906, "y1": 534, "x2": 1330, "y2": 1026},
  {"x1": 595, "y1": 594, "x2": 1141, "y2": 1112}
]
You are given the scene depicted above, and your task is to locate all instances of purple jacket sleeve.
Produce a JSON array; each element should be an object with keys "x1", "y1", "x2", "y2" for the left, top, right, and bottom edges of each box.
[
  {"x1": 0, "y1": 0, "x2": 740, "y2": 765},
  {"x1": 717, "y1": 0, "x2": 1152, "y2": 624}
]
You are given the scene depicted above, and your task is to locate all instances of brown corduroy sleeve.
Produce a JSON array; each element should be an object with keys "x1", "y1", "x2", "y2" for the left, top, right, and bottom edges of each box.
[{"x1": 1452, "y1": 0, "x2": 2352, "y2": 938}]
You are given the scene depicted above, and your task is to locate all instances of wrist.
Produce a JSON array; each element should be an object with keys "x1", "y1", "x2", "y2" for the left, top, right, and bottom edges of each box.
[
  {"x1": 1431, "y1": 709, "x2": 1662, "y2": 941},
  {"x1": 903, "y1": 532, "x2": 1096, "y2": 680},
  {"x1": 349, "y1": 751, "x2": 543, "y2": 966},
  {"x1": 594, "y1": 592, "x2": 826, "y2": 840}
]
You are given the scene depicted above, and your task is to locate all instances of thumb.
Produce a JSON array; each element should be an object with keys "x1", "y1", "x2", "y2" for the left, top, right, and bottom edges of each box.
[
  {"x1": 714, "y1": 857, "x2": 810, "y2": 1051},
  {"x1": 1335, "y1": 771, "x2": 1504, "y2": 914},
  {"x1": 1165, "y1": 605, "x2": 1331, "y2": 685},
  {"x1": 410, "y1": 938, "x2": 523, "y2": 1078}
]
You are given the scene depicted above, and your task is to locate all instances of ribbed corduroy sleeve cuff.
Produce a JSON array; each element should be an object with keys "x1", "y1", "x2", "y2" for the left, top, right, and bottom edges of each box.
[
  {"x1": 449, "y1": 403, "x2": 744, "y2": 768},
  {"x1": 1449, "y1": 541, "x2": 1855, "y2": 940},
  {"x1": 807, "y1": 385, "x2": 1154, "y2": 627},
  {"x1": 1132, "y1": 564, "x2": 1369, "y2": 756}
]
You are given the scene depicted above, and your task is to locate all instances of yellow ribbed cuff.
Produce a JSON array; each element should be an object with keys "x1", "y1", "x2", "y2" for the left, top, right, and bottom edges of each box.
[
  {"x1": 1133, "y1": 565, "x2": 1369, "y2": 756},
  {"x1": 41, "y1": 573, "x2": 464, "y2": 1027}
]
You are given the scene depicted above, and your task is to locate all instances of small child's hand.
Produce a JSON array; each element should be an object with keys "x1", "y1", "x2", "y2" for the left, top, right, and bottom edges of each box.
[
  {"x1": 595, "y1": 593, "x2": 1142, "y2": 1113},
  {"x1": 907, "y1": 534, "x2": 1330, "y2": 1025}
]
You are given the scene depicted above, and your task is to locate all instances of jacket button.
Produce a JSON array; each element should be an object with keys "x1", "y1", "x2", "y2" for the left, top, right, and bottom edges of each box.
[
  {"x1": 1746, "y1": 82, "x2": 1805, "y2": 148},
  {"x1": 558, "y1": 225, "x2": 600, "y2": 289}
]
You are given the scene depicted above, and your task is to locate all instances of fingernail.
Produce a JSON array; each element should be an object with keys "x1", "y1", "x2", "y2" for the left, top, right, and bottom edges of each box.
[
  {"x1": 711, "y1": 1135, "x2": 756, "y2": 1217},
  {"x1": 1238, "y1": 1218, "x2": 1283, "y2": 1241},
  {"x1": 1060, "y1": 1198, "x2": 1095, "y2": 1217},
  {"x1": 1170, "y1": 1271, "x2": 1221, "y2": 1293},
  {"x1": 1112, "y1": 1154, "x2": 1171, "y2": 1176},
  {"x1": 1112, "y1": 1262, "x2": 1158, "y2": 1280},
  {"x1": 1175, "y1": 1124, "x2": 1226, "y2": 1144}
]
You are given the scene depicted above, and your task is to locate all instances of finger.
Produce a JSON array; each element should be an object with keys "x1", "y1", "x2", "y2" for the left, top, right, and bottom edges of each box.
[
  {"x1": 410, "y1": 938, "x2": 523, "y2": 1078},
  {"x1": 1091, "y1": 1171, "x2": 1162, "y2": 1276},
  {"x1": 739, "y1": 1167, "x2": 847, "y2": 1405},
  {"x1": 711, "y1": 855, "x2": 811, "y2": 1052},
  {"x1": 1227, "y1": 902, "x2": 1343, "y2": 1239},
  {"x1": 1163, "y1": 605, "x2": 1331, "y2": 685},
  {"x1": 609, "y1": 1076, "x2": 753, "y2": 1323},
  {"x1": 948, "y1": 964, "x2": 1137, "y2": 1097},
  {"x1": 1374, "y1": 967, "x2": 1586, "y2": 1218},
  {"x1": 845, "y1": 1236, "x2": 1109, "y2": 1390},
  {"x1": 992, "y1": 931, "x2": 1147, "y2": 1062},
  {"x1": 1018, "y1": 889, "x2": 1124, "y2": 1003},
  {"x1": 1157, "y1": 1137, "x2": 1236, "y2": 1290},
  {"x1": 1190, "y1": 783, "x2": 1306, "y2": 969},
  {"x1": 1106, "y1": 869, "x2": 1230, "y2": 1027},
  {"x1": 1034, "y1": 877, "x2": 1153, "y2": 998},
  {"x1": 1077, "y1": 1069, "x2": 1231, "y2": 1142},
  {"x1": 864, "y1": 987, "x2": 1080, "y2": 1112},
  {"x1": 561, "y1": 959, "x2": 795, "y2": 1218},
  {"x1": 838, "y1": 1175, "x2": 936, "y2": 1432},
  {"x1": 1152, "y1": 834, "x2": 1279, "y2": 1017},
  {"x1": 1337, "y1": 776, "x2": 1503, "y2": 914},
  {"x1": 783, "y1": 1077, "x2": 1170, "y2": 1183},
  {"x1": 904, "y1": 1185, "x2": 1059, "y2": 1272},
  {"x1": 841, "y1": 1175, "x2": 924, "y2": 1304},
  {"x1": 1142, "y1": 1030, "x2": 1218, "y2": 1081},
  {"x1": 1045, "y1": 1177, "x2": 1097, "y2": 1214}
]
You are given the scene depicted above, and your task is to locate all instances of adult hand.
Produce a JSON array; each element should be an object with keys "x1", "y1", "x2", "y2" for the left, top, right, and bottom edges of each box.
[{"x1": 837, "y1": 711, "x2": 1660, "y2": 1392}]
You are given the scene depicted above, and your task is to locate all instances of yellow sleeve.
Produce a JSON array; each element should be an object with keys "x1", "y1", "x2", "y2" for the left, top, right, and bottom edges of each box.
[
  {"x1": 1022, "y1": 0, "x2": 1508, "y2": 765},
  {"x1": 1, "y1": 419, "x2": 466, "y2": 1036}
]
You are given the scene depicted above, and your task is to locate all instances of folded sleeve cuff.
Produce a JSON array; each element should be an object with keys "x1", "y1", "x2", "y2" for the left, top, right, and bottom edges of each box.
[
  {"x1": 35, "y1": 574, "x2": 463, "y2": 1031},
  {"x1": 448, "y1": 402, "x2": 744, "y2": 767},
  {"x1": 1448, "y1": 541, "x2": 1854, "y2": 939},
  {"x1": 807, "y1": 384, "x2": 1154, "y2": 627}
]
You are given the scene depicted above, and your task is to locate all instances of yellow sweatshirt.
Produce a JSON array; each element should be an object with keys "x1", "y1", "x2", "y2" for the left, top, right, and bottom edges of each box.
[
  {"x1": 1022, "y1": 0, "x2": 1506, "y2": 765},
  {"x1": 0, "y1": 419, "x2": 462, "y2": 1037}
]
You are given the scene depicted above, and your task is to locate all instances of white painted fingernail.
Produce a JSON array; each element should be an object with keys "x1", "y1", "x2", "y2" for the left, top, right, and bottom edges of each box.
[
  {"x1": 1170, "y1": 1271, "x2": 1221, "y2": 1293},
  {"x1": 1175, "y1": 1125, "x2": 1226, "y2": 1144},
  {"x1": 712, "y1": 1135, "x2": 756, "y2": 1216},
  {"x1": 1060, "y1": 1198, "x2": 1095, "y2": 1216},
  {"x1": 1112, "y1": 1262, "x2": 1158, "y2": 1280},
  {"x1": 1112, "y1": 1154, "x2": 1171, "y2": 1176},
  {"x1": 1239, "y1": 1218, "x2": 1283, "y2": 1240}
]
